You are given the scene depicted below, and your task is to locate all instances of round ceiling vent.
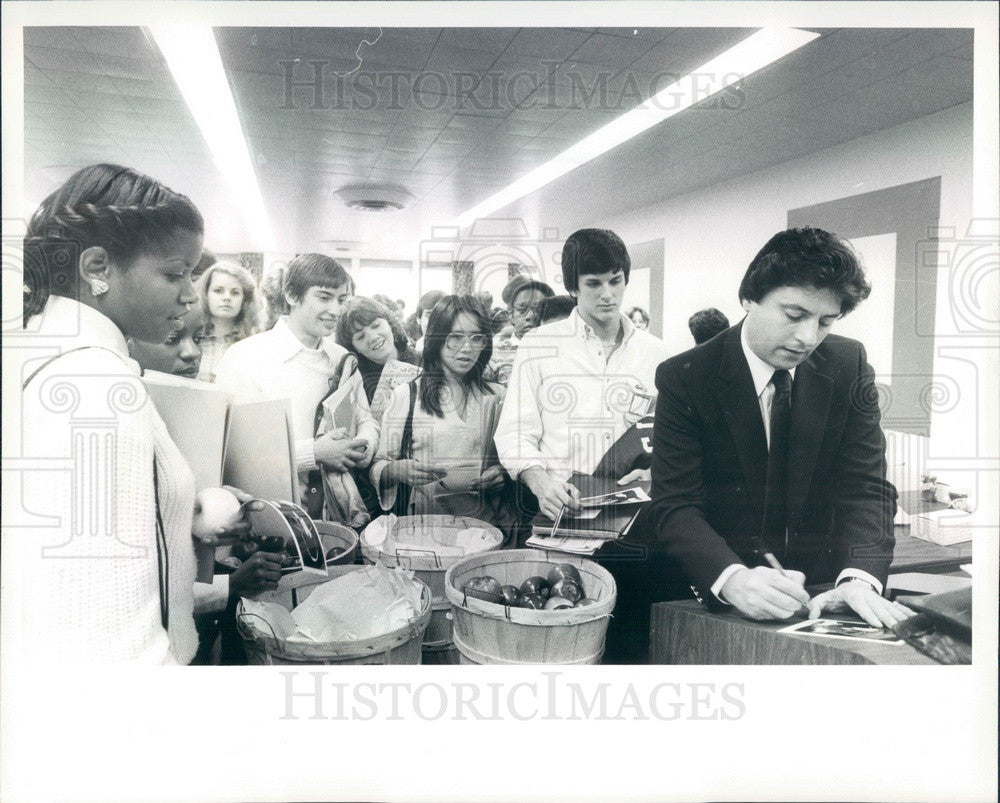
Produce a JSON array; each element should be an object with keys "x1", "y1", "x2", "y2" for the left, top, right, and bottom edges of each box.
[{"x1": 335, "y1": 185, "x2": 414, "y2": 212}]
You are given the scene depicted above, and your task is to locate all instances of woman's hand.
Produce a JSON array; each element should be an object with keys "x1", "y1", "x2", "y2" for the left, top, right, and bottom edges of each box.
[
  {"x1": 382, "y1": 459, "x2": 443, "y2": 488},
  {"x1": 193, "y1": 486, "x2": 264, "y2": 547},
  {"x1": 229, "y1": 551, "x2": 283, "y2": 598},
  {"x1": 471, "y1": 464, "x2": 507, "y2": 492}
]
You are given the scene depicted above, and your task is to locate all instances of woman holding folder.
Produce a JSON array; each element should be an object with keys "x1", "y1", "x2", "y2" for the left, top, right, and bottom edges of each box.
[{"x1": 370, "y1": 295, "x2": 509, "y2": 520}]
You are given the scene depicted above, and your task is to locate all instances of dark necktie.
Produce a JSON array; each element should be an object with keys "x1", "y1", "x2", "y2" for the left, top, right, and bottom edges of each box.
[{"x1": 762, "y1": 369, "x2": 792, "y2": 553}]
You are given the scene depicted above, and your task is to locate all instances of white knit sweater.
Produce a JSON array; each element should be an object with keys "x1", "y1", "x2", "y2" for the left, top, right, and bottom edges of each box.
[{"x1": 12, "y1": 296, "x2": 198, "y2": 663}]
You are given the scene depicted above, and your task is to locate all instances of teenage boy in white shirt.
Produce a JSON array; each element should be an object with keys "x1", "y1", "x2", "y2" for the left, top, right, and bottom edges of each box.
[
  {"x1": 214, "y1": 254, "x2": 377, "y2": 512},
  {"x1": 495, "y1": 228, "x2": 670, "y2": 519}
]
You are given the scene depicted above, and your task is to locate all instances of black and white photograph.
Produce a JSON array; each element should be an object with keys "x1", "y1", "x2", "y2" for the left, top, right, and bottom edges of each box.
[{"x1": 1, "y1": 1, "x2": 996, "y2": 801}]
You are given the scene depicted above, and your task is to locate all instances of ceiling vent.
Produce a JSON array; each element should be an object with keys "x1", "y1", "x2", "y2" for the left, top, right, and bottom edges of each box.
[{"x1": 335, "y1": 185, "x2": 414, "y2": 212}]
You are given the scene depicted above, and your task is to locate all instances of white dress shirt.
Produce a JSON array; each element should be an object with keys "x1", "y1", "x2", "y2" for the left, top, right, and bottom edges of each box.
[
  {"x1": 494, "y1": 309, "x2": 671, "y2": 483},
  {"x1": 712, "y1": 325, "x2": 884, "y2": 601},
  {"x1": 213, "y1": 317, "x2": 378, "y2": 479}
]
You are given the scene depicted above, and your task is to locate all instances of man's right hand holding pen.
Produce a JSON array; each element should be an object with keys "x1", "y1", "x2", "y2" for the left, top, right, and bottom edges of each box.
[{"x1": 720, "y1": 565, "x2": 811, "y2": 621}]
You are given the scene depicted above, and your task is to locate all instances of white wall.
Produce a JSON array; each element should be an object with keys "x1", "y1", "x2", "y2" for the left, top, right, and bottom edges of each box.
[
  {"x1": 583, "y1": 102, "x2": 973, "y2": 355},
  {"x1": 570, "y1": 102, "x2": 994, "y2": 512}
]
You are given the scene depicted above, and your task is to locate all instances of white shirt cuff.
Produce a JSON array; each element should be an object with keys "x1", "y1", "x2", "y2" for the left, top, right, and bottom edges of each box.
[
  {"x1": 192, "y1": 574, "x2": 231, "y2": 615},
  {"x1": 298, "y1": 437, "x2": 319, "y2": 472},
  {"x1": 836, "y1": 569, "x2": 883, "y2": 596},
  {"x1": 711, "y1": 563, "x2": 747, "y2": 604}
]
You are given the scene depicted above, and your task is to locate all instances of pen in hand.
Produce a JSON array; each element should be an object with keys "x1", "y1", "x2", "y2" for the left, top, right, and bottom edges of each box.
[
  {"x1": 757, "y1": 541, "x2": 811, "y2": 614},
  {"x1": 550, "y1": 503, "x2": 567, "y2": 538}
]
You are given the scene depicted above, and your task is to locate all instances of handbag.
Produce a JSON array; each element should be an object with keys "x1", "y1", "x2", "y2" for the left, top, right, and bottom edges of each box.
[
  {"x1": 313, "y1": 353, "x2": 372, "y2": 527},
  {"x1": 389, "y1": 378, "x2": 419, "y2": 516}
]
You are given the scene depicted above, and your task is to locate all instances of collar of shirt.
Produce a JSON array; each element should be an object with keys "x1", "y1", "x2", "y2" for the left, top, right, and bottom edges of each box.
[
  {"x1": 30, "y1": 294, "x2": 134, "y2": 363},
  {"x1": 740, "y1": 320, "x2": 796, "y2": 398},
  {"x1": 568, "y1": 307, "x2": 634, "y2": 344},
  {"x1": 271, "y1": 316, "x2": 342, "y2": 363}
]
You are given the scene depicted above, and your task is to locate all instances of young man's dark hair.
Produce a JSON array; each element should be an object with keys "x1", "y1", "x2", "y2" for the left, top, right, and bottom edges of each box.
[
  {"x1": 737, "y1": 227, "x2": 871, "y2": 314},
  {"x1": 537, "y1": 295, "x2": 577, "y2": 324},
  {"x1": 688, "y1": 307, "x2": 730, "y2": 345},
  {"x1": 560, "y1": 228, "x2": 630, "y2": 293},
  {"x1": 283, "y1": 253, "x2": 352, "y2": 302}
]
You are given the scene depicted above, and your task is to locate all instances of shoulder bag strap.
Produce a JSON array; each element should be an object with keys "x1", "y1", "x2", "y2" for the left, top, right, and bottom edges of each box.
[{"x1": 21, "y1": 345, "x2": 122, "y2": 390}]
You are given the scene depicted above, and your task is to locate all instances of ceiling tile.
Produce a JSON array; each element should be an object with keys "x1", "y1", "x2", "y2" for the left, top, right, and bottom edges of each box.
[
  {"x1": 506, "y1": 28, "x2": 594, "y2": 60},
  {"x1": 568, "y1": 32, "x2": 656, "y2": 67},
  {"x1": 437, "y1": 28, "x2": 518, "y2": 53}
]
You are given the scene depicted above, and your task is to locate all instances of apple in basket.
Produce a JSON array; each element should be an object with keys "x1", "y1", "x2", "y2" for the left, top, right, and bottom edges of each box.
[
  {"x1": 465, "y1": 576, "x2": 504, "y2": 604},
  {"x1": 547, "y1": 563, "x2": 583, "y2": 588},
  {"x1": 544, "y1": 596, "x2": 574, "y2": 610},
  {"x1": 500, "y1": 585, "x2": 522, "y2": 606},
  {"x1": 191, "y1": 487, "x2": 242, "y2": 540},
  {"x1": 550, "y1": 578, "x2": 584, "y2": 604},
  {"x1": 520, "y1": 593, "x2": 547, "y2": 609},
  {"x1": 520, "y1": 576, "x2": 550, "y2": 599}
]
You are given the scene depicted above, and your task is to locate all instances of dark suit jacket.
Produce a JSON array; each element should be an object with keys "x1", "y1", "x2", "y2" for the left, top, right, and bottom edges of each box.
[{"x1": 648, "y1": 323, "x2": 896, "y2": 605}]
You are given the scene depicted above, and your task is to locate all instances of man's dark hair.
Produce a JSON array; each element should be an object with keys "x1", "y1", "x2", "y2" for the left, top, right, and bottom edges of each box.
[
  {"x1": 560, "y1": 228, "x2": 630, "y2": 292},
  {"x1": 538, "y1": 295, "x2": 577, "y2": 324},
  {"x1": 688, "y1": 307, "x2": 730, "y2": 344},
  {"x1": 738, "y1": 227, "x2": 871, "y2": 314},
  {"x1": 283, "y1": 253, "x2": 352, "y2": 303}
]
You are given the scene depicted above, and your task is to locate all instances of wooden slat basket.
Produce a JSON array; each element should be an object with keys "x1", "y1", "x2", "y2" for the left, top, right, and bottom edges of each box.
[
  {"x1": 361, "y1": 514, "x2": 504, "y2": 654},
  {"x1": 444, "y1": 549, "x2": 617, "y2": 665},
  {"x1": 236, "y1": 565, "x2": 431, "y2": 665}
]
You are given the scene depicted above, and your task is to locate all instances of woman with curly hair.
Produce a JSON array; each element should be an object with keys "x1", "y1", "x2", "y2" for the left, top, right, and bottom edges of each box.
[
  {"x1": 194, "y1": 260, "x2": 262, "y2": 381},
  {"x1": 17, "y1": 163, "x2": 257, "y2": 664}
]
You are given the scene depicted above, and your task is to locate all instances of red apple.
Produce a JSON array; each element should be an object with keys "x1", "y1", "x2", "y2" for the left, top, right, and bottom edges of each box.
[
  {"x1": 550, "y1": 578, "x2": 584, "y2": 604},
  {"x1": 544, "y1": 596, "x2": 574, "y2": 610},
  {"x1": 520, "y1": 593, "x2": 547, "y2": 609},
  {"x1": 547, "y1": 563, "x2": 583, "y2": 587},
  {"x1": 500, "y1": 585, "x2": 522, "y2": 606},
  {"x1": 520, "y1": 576, "x2": 550, "y2": 599},
  {"x1": 465, "y1": 576, "x2": 504, "y2": 604}
]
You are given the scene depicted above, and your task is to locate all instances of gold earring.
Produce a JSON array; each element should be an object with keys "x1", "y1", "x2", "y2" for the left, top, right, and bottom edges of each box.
[{"x1": 90, "y1": 279, "x2": 109, "y2": 296}]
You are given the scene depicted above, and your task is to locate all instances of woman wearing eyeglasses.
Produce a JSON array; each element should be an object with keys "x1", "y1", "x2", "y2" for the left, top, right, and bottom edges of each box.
[{"x1": 370, "y1": 295, "x2": 508, "y2": 518}]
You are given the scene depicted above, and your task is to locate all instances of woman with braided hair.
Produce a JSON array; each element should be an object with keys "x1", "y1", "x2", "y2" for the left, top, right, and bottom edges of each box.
[{"x1": 16, "y1": 163, "x2": 261, "y2": 664}]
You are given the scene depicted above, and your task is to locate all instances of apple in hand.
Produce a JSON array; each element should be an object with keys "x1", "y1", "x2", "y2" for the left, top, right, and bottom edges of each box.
[
  {"x1": 520, "y1": 576, "x2": 550, "y2": 599},
  {"x1": 192, "y1": 487, "x2": 243, "y2": 541}
]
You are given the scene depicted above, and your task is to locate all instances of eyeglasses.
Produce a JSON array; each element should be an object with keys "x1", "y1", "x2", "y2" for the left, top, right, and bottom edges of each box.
[{"x1": 445, "y1": 333, "x2": 489, "y2": 350}]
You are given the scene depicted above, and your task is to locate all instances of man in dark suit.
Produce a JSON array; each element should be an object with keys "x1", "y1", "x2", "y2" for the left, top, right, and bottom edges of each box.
[{"x1": 649, "y1": 227, "x2": 914, "y2": 628}]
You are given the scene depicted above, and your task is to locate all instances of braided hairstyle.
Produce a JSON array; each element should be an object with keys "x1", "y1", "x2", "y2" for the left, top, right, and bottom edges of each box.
[{"x1": 23, "y1": 163, "x2": 203, "y2": 323}]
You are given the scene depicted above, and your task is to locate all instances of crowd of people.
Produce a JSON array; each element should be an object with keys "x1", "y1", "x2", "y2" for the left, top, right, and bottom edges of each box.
[{"x1": 16, "y1": 162, "x2": 911, "y2": 665}]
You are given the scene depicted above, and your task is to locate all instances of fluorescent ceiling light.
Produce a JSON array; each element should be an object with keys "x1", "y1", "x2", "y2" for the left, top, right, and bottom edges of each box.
[
  {"x1": 149, "y1": 26, "x2": 276, "y2": 251},
  {"x1": 453, "y1": 27, "x2": 820, "y2": 227}
]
